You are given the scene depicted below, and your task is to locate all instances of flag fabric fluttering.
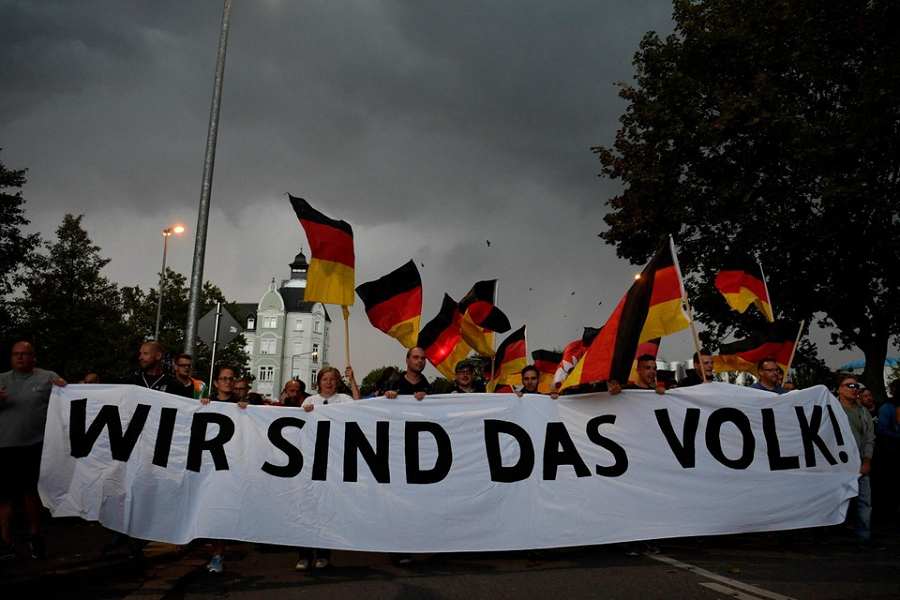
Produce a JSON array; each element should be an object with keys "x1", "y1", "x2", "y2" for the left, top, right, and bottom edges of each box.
[
  {"x1": 417, "y1": 294, "x2": 473, "y2": 379},
  {"x1": 714, "y1": 259, "x2": 775, "y2": 322},
  {"x1": 488, "y1": 325, "x2": 527, "y2": 393},
  {"x1": 713, "y1": 320, "x2": 799, "y2": 376},
  {"x1": 458, "y1": 280, "x2": 511, "y2": 357},
  {"x1": 552, "y1": 327, "x2": 601, "y2": 389},
  {"x1": 532, "y1": 349, "x2": 562, "y2": 394},
  {"x1": 561, "y1": 239, "x2": 690, "y2": 390},
  {"x1": 289, "y1": 195, "x2": 355, "y2": 306},
  {"x1": 355, "y1": 260, "x2": 422, "y2": 349}
]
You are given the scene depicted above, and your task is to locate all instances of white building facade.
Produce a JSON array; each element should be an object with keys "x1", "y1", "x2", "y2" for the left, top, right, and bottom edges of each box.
[{"x1": 233, "y1": 251, "x2": 331, "y2": 400}]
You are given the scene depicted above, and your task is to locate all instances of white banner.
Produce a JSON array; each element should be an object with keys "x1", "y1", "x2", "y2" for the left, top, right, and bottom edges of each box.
[{"x1": 40, "y1": 383, "x2": 858, "y2": 552}]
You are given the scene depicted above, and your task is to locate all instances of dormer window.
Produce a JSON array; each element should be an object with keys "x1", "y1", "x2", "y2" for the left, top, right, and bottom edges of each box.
[{"x1": 247, "y1": 317, "x2": 255, "y2": 329}]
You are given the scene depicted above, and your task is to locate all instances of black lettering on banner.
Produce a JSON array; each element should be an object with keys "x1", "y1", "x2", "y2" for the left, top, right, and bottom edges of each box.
[
  {"x1": 484, "y1": 420, "x2": 535, "y2": 482},
  {"x1": 705, "y1": 408, "x2": 755, "y2": 469},
  {"x1": 70, "y1": 399, "x2": 151, "y2": 462},
  {"x1": 543, "y1": 422, "x2": 591, "y2": 480},
  {"x1": 344, "y1": 422, "x2": 390, "y2": 483},
  {"x1": 152, "y1": 407, "x2": 178, "y2": 468},
  {"x1": 311, "y1": 421, "x2": 331, "y2": 481},
  {"x1": 186, "y1": 413, "x2": 235, "y2": 472},
  {"x1": 825, "y1": 405, "x2": 850, "y2": 464},
  {"x1": 795, "y1": 405, "x2": 838, "y2": 467},
  {"x1": 405, "y1": 422, "x2": 453, "y2": 484},
  {"x1": 761, "y1": 408, "x2": 800, "y2": 471},
  {"x1": 655, "y1": 408, "x2": 700, "y2": 468},
  {"x1": 586, "y1": 415, "x2": 629, "y2": 477},
  {"x1": 262, "y1": 417, "x2": 306, "y2": 478}
]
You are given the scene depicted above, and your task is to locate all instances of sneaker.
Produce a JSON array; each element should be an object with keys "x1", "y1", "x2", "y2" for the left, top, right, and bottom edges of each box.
[
  {"x1": 207, "y1": 554, "x2": 224, "y2": 573},
  {"x1": 295, "y1": 558, "x2": 309, "y2": 571},
  {"x1": 314, "y1": 557, "x2": 329, "y2": 569},
  {"x1": 27, "y1": 536, "x2": 46, "y2": 560},
  {"x1": 0, "y1": 541, "x2": 15, "y2": 561}
]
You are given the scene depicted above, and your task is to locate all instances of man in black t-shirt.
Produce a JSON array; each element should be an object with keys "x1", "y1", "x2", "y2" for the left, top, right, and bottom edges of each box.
[
  {"x1": 124, "y1": 341, "x2": 183, "y2": 394},
  {"x1": 384, "y1": 347, "x2": 431, "y2": 401}
]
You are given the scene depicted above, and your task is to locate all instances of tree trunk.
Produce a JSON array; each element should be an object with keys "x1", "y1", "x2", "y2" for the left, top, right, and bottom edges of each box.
[{"x1": 859, "y1": 334, "x2": 888, "y2": 403}]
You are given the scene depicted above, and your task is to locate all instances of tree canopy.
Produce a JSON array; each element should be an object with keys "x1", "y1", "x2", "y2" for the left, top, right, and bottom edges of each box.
[{"x1": 595, "y1": 0, "x2": 900, "y2": 397}]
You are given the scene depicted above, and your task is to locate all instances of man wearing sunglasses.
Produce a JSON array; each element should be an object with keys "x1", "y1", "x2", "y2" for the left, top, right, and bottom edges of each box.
[{"x1": 837, "y1": 373, "x2": 875, "y2": 543}]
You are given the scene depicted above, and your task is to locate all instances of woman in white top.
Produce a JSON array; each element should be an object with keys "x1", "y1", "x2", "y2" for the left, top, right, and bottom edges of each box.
[
  {"x1": 301, "y1": 366, "x2": 359, "y2": 411},
  {"x1": 295, "y1": 365, "x2": 359, "y2": 571}
]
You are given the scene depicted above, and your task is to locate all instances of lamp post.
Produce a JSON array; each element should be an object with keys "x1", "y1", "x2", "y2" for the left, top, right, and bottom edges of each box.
[
  {"x1": 154, "y1": 225, "x2": 185, "y2": 340},
  {"x1": 290, "y1": 350, "x2": 319, "y2": 387}
]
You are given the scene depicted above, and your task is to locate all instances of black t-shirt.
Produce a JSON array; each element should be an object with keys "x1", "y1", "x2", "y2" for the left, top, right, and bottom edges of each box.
[
  {"x1": 167, "y1": 378, "x2": 197, "y2": 399},
  {"x1": 124, "y1": 371, "x2": 181, "y2": 394},
  {"x1": 677, "y1": 370, "x2": 706, "y2": 388},
  {"x1": 387, "y1": 372, "x2": 432, "y2": 395},
  {"x1": 453, "y1": 380, "x2": 486, "y2": 394}
]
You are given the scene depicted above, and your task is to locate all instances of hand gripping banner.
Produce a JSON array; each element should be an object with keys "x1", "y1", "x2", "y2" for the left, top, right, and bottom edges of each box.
[{"x1": 40, "y1": 384, "x2": 859, "y2": 552}]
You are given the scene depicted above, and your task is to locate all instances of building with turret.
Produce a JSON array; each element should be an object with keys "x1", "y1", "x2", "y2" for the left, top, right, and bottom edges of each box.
[{"x1": 232, "y1": 250, "x2": 331, "y2": 400}]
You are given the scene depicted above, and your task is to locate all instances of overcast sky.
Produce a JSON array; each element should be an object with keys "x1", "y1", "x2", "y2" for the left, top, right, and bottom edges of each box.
[{"x1": 1, "y1": 0, "x2": 863, "y2": 378}]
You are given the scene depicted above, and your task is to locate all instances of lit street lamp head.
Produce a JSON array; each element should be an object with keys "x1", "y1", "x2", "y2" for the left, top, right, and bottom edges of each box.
[{"x1": 163, "y1": 224, "x2": 186, "y2": 237}]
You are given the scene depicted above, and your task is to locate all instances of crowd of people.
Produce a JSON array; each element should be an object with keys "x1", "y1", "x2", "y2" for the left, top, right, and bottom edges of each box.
[{"x1": 1, "y1": 338, "x2": 898, "y2": 574}]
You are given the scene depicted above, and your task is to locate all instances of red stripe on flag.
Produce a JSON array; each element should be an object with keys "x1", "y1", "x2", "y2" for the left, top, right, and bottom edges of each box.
[
  {"x1": 365, "y1": 287, "x2": 422, "y2": 332},
  {"x1": 649, "y1": 265, "x2": 682, "y2": 305},
  {"x1": 299, "y1": 219, "x2": 355, "y2": 267}
]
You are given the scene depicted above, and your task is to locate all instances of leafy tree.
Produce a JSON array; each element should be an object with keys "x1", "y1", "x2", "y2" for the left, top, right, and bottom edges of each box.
[
  {"x1": 120, "y1": 268, "x2": 248, "y2": 381},
  {"x1": 0, "y1": 151, "x2": 41, "y2": 346},
  {"x1": 19, "y1": 214, "x2": 138, "y2": 379},
  {"x1": 595, "y1": 0, "x2": 900, "y2": 399},
  {"x1": 359, "y1": 365, "x2": 400, "y2": 397}
]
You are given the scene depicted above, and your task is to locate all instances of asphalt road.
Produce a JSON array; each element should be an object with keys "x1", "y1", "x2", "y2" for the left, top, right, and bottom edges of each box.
[{"x1": 3, "y1": 519, "x2": 898, "y2": 599}]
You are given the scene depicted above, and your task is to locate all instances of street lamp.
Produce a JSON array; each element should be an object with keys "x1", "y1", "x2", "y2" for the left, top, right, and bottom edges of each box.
[
  {"x1": 154, "y1": 225, "x2": 186, "y2": 340},
  {"x1": 290, "y1": 350, "x2": 319, "y2": 386}
]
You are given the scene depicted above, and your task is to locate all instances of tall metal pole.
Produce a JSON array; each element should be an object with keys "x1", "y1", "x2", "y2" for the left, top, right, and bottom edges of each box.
[
  {"x1": 184, "y1": 0, "x2": 233, "y2": 355},
  {"x1": 154, "y1": 230, "x2": 171, "y2": 340},
  {"x1": 208, "y1": 302, "x2": 223, "y2": 388}
]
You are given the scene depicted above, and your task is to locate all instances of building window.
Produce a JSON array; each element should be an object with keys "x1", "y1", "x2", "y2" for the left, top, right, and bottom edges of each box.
[
  {"x1": 260, "y1": 339, "x2": 276, "y2": 355},
  {"x1": 311, "y1": 369, "x2": 317, "y2": 389},
  {"x1": 312, "y1": 343, "x2": 319, "y2": 363},
  {"x1": 258, "y1": 366, "x2": 274, "y2": 382},
  {"x1": 263, "y1": 316, "x2": 277, "y2": 329},
  {"x1": 247, "y1": 317, "x2": 255, "y2": 329},
  {"x1": 292, "y1": 341, "x2": 303, "y2": 355},
  {"x1": 294, "y1": 319, "x2": 304, "y2": 331},
  {"x1": 314, "y1": 320, "x2": 321, "y2": 333}
]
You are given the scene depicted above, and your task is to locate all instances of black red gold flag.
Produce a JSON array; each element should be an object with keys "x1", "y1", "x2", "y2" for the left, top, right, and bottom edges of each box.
[
  {"x1": 532, "y1": 349, "x2": 563, "y2": 393},
  {"x1": 458, "y1": 280, "x2": 511, "y2": 357},
  {"x1": 356, "y1": 260, "x2": 422, "y2": 349},
  {"x1": 289, "y1": 195, "x2": 355, "y2": 306},
  {"x1": 713, "y1": 320, "x2": 799, "y2": 376},
  {"x1": 714, "y1": 259, "x2": 774, "y2": 322},
  {"x1": 417, "y1": 294, "x2": 472, "y2": 379},
  {"x1": 562, "y1": 238, "x2": 689, "y2": 390},
  {"x1": 487, "y1": 325, "x2": 527, "y2": 392}
]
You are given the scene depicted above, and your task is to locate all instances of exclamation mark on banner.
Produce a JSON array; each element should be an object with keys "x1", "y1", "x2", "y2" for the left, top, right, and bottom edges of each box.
[{"x1": 826, "y1": 405, "x2": 849, "y2": 463}]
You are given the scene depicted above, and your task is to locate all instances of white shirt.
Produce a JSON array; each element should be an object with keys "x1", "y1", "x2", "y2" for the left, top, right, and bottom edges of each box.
[{"x1": 301, "y1": 392, "x2": 355, "y2": 409}]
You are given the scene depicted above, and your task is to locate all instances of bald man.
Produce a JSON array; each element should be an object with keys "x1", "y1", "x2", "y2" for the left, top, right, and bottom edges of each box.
[{"x1": 124, "y1": 341, "x2": 180, "y2": 393}]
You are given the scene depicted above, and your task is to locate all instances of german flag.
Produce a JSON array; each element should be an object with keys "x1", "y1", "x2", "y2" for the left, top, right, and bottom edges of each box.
[
  {"x1": 417, "y1": 294, "x2": 472, "y2": 379},
  {"x1": 714, "y1": 259, "x2": 774, "y2": 322},
  {"x1": 290, "y1": 195, "x2": 355, "y2": 306},
  {"x1": 553, "y1": 327, "x2": 601, "y2": 388},
  {"x1": 488, "y1": 325, "x2": 527, "y2": 392},
  {"x1": 713, "y1": 320, "x2": 799, "y2": 376},
  {"x1": 458, "y1": 280, "x2": 511, "y2": 357},
  {"x1": 356, "y1": 260, "x2": 422, "y2": 349},
  {"x1": 532, "y1": 349, "x2": 562, "y2": 394},
  {"x1": 561, "y1": 238, "x2": 689, "y2": 390},
  {"x1": 628, "y1": 337, "x2": 661, "y2": 383}
]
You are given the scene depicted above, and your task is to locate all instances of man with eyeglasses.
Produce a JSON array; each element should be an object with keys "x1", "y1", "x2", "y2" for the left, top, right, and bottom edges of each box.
[
  {"x1": 750, "y1": 358, "x2": 788, "y2": 394},
  {"x1": 837, "y1": 373, "x2": 875, "y2": 544},
  {"x1": 170, "y1": 353, "x2": 207, "y2": 400},
  {"x1": 233, "y1": 376, "x2": 264, "y2": 406}
]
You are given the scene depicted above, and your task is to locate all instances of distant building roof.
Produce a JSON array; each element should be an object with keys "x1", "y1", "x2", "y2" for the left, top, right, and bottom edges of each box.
[{"x1": 278, "y1": 286, "x2": 331, "y2": 322}]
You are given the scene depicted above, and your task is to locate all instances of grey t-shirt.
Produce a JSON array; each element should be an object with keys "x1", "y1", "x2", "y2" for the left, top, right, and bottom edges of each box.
[{"x1": 0, "y1": 368, "x2": 60, "y2": 448}]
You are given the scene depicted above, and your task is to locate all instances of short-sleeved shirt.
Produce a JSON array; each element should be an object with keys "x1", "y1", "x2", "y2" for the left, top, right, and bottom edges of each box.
[
  {"x1": 301, "y1": 393, "x2": 355, "y2": 409},
  {"x1": 124, "y1": 370, "x2": 181, "y2": 394},
  {"x1": 0, "y1": 368, "x2": 60, "y2": 448},
  {"x1": 386, "y1": 373, "x2": 432, "y2": 396}
]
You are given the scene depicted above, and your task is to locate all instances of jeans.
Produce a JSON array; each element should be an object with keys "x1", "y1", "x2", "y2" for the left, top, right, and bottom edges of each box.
[{"x1": 851, "y1": 475, "x2": 872, "y2": 541}]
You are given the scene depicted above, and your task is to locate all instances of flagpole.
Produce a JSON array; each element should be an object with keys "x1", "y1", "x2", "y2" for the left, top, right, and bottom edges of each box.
[
  {"x1": 342, "y1": 305, "x2": 351, "y2": 366},
  {"x1": 670, "y1": 235, "x2": 707, "y2": 383},
  {"x1": 782, "y1": 319, "x2": 805, "y2": 386},
  {"x1": 757, "y1": 257, "x2": 775, "y2": 321}
]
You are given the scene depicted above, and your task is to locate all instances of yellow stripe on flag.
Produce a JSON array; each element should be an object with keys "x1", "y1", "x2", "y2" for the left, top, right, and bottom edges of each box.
[
  {"x1": 386, "y1": 316, "x2": 420, "y2": 349},
  {"x1": 307, "y1": 259, "x2": 355, "y2": 306}
]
